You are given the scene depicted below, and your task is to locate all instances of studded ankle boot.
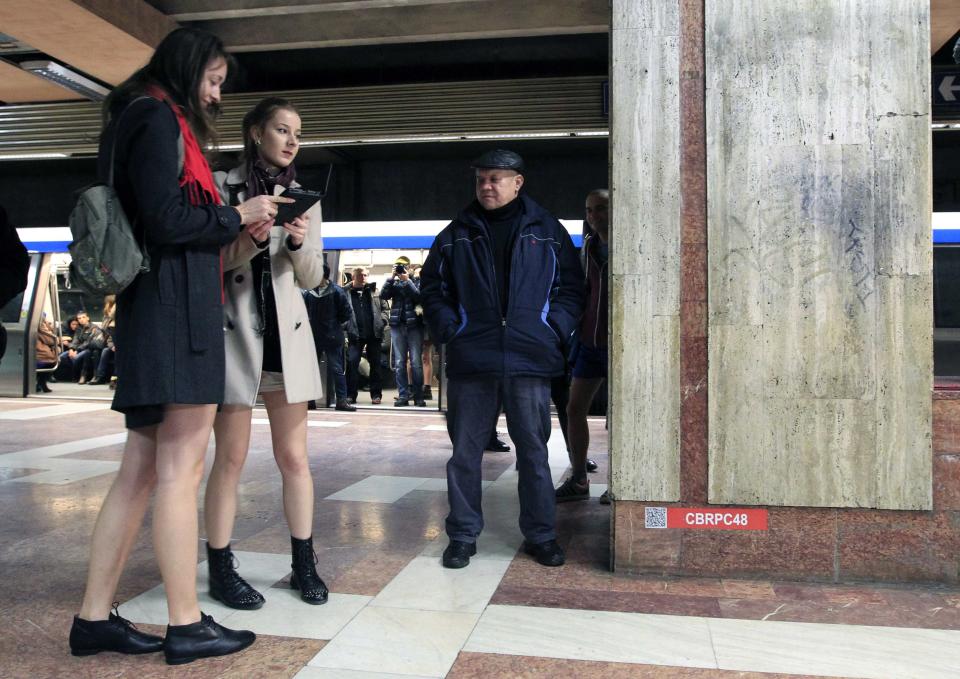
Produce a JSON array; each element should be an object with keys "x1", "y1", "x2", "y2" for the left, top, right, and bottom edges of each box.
[
  {"x1": 207, "y1": 543, "x2": 265, "y2": 610},
  {"x1": 290, "y1": 535, "x2": 328, "y2": 605}
]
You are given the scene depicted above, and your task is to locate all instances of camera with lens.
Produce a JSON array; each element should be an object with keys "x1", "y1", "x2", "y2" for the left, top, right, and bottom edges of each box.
[{"x1": 394, "y1": 263, "x2": 407, "y2": 275}]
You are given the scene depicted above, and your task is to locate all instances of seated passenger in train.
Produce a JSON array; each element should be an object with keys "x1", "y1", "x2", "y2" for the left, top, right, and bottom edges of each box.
[
  {"x1": 35, "y1": 316, "x2": 58, "y2": 392},
  {"x1": 382, "y1": 255, "x2": 427, "y2": 407},
  {"x1": 207, "y1": 96, "x2": 329, "y2": 610},
  {"x1": 303, "y1": 263, "x2": 357, "y2": 411},
  {"x1": 57, "y1": 310, "x2": 105, "y2": 384},
  {"x1": 88, "y1": 296, "x2": 117, "y2": 386}
]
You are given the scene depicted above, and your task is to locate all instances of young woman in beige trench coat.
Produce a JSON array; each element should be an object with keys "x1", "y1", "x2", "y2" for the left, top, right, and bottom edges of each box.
[{"x1": 205, "y1": 97, "x2": 329, "y2": 609}]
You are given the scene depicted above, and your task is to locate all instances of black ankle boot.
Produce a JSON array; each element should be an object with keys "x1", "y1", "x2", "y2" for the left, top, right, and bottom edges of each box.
[
  {"x1": 69, "y1": 606, "x2": 163, "y2": 656},
  {"x1": 163, "y1": 613, "x2": 255, "y2": 665},
  {"x1": 207, "y1": 544, "x2": 264, "y2": 610},
  {"x1": 290, "y1": 535, "x2": 328, "y2": 605}
]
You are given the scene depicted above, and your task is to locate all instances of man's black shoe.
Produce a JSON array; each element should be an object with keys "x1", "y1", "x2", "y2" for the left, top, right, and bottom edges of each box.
[
  {"x1": 523, "y1": 539, "x2": 565, "y2": 567},
  {"x1": 335, "y1": 399, "x2": 357, "y2": 412},
  {"x1": 394, "y1": 398, "x2": 409, "y2": 407},
  {"x1": 485, "y1": 434, "x2": 510, "y2": 453},
  {"x1": 163, "y1": 613, "x2": 255, "y2": 665},
  {"x1": 414, "y1": 399, "x2": 427, "y2": 407},
  {"x1": 586, "y1": 458, "x2": 598, "y2": 473},
  {"x1": 69, "y1": 611, "x2": 164, "y2": 656},
  {"x1": 442, "y1": 540, "x2": 476, "y2": 568}
]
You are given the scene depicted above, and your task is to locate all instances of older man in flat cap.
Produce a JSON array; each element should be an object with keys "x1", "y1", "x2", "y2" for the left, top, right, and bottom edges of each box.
[{"x1": 421, "y1": 149, "x2": 584, "y2": 569}]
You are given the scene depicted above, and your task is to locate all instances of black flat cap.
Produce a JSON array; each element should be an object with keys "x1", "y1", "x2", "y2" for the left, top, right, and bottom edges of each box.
[{"x1": 471, "y1": 149, "x2": 524, "y2": 172}]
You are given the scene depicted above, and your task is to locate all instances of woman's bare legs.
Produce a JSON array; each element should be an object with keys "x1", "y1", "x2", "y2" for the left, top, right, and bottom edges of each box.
[
  {"x1": 565, "y1": 377, "x2": 604, "y2": 481},
  {"x1": 206, "y1": 406, "x2": 254, "y2": 548},
  {"x1": 422, "y1": 341, "x2": 433, "y2": 388},
  {"x1": 152, "y1": 403, "x2": 217, "y2": 625},
  {"x1": 261, "y1": 391, "x2": 312, "y2": 538},
  {"x1": 78, "y1": 425, "x2": 158, "y2": 620}
]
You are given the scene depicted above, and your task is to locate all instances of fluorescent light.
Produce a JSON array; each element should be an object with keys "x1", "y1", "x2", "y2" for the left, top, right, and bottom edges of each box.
[
  {"x1": 20, "y1": 60, "x2": 109, "y2": 101},
  {"x1": 0, "y1": 152, "x2": 68, "y2": 160}
]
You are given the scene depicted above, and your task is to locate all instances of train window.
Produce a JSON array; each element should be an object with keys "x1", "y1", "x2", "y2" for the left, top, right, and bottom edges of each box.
[{"x1": 934, "y1": 247, "x2": 960, "y2": 328}]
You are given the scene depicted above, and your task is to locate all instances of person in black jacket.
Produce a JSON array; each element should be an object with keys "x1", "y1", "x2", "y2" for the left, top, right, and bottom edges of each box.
[
  {"x1": 421, "y1": 149, "x2": 584, "y2": 570},
  {"x1": 71, "y1": 28, "x2": 285, "y2": 666},
  {"x1": 0, "y1": 205, "x2": 29, "y2": 364},
  {"x1": 382, "y1": 256, "x2": 427, "y2": 407},
  {"x1": 304, "y1": 264, "x2": 357, "y2": 411},
  {"x1": 345, "y1": 267, "x2": 388, "y2": 404}
]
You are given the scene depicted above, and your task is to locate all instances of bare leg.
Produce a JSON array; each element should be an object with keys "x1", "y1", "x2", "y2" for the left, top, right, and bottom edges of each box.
[
  {"x1": 422, "y1": 341, "x2": 433, "y2": 386},
  {"x1": 78, "y1": 426, "x2": 158, "y2": 620},
  {"x1": 153, "y1": 403, "x2": 217, "y2": 626},
  {"x1": 262, "y1": 391, "x2": 312, "y2": 538},
  {"x1": 206, "y1": 406, "x2": 254, "y2": 548},
  {"x1": 565, "y1": 377, "x2": 604, "y2": 481}
]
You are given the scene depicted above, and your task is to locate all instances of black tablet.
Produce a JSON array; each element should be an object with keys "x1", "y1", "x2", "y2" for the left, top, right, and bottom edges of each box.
[{"x1": 275, "y1": 187, "x2": 322, "y2": 226}]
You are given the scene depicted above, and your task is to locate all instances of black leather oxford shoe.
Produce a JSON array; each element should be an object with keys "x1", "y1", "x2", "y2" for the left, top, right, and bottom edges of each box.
[
  {"x1": 69, "y1": 611, "x2": 164, "y2": 656},
  {"x1": 442, "y1": 540, "x2": 477, "y2": 569},
  {"x1": 523, "y1": 539, "x2": 566, "y2": 567},
  {"x1": 163, "y1": 613, "x2": 255, "y2": 666}
]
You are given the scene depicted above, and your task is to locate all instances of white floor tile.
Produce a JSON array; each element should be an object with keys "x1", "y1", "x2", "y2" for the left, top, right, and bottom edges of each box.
[
  {"x1": 121, "y1": 551, "x2": 293, "y2": 625},
  {"x1": 295, "y1": 668, "x2": 436, "y2": 679},
  {"x1": 589, "y1": 483, "x2": 608, "y2": 498},
  {"x1": 420, "y1": 425, "x2": 448, "y2": 432},
  {"x1": 251, "y1": 418, "x2": 349, "y2": 428},
  {"x1": 226, "y1": 590, "x2": 371, "y2": 640},
  {"x1": 7, "y1": 459, "x2": 120, "y2": 485},
  {"x1": 0, "y1": 402, "x2": 110, "y2": 420},
  {"x1": 325, "y1": 475, "x2": 430, "y2": 503},
  {"x1": 708, "y1": 617, "x2": 960, "y2": 679},
  {"x1": 371, "y1": 556, "x2": 510, "y2": 614},
  {"x1": 414, "y1": 478, "x2": 492, "y2": 492},
  {"x1": 0, "y1": 433, "x2": 126, "y2": 464},
  {"x1": 307, "y1": 606, "x2": 479, "y2": 677},
  {"x1": 464, "y1": 605, "x2": 717, "y2": 668}
]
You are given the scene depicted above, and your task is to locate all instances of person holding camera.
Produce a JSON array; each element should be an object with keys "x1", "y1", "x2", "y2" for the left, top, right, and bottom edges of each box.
[
  {"x1": 382, "y1": 256, "x2": 427, "y2": 407},
  {"x1": 345, "y1": 267, "x2": 388, "y2": 404}
]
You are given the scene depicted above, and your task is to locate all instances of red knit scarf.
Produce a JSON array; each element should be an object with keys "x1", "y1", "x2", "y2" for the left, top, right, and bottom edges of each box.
[{"x1": 145, "y1": 85, "x2": 221, "y2": 207}]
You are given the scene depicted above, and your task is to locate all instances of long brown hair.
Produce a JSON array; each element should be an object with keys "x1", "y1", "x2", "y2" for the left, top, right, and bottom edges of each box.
[{"x1": 103, "y1": 27, "x2": 232, "y2": 148}]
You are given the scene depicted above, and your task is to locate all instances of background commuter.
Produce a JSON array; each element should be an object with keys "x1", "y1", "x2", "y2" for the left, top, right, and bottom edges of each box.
[
  {"x1": 0, "y1": 205, "x2": 29, "y2": 365},
  {"x1": 409, "y1": 264, "x2": 436, "y2": 400},
  {"x1": 206, "y1": 96, "x2": 329, "y2": 611},
  {"x1": 346, "y1": 266, "x2": 388, "y2": 404},
  {"x1": 88, "y1": 296, "x2": 116, "y2": 385},
  {"x1": 35, "y1": 316, "x2": 58, "y2": 392},
  {"x1": 556, "y1": 189, "x2": 610, "y2": 503},
  {"x1": 421, "y1": 149, "x2": 584, "y2": 570},
  {"x1": 58, "y1": 310, "x2": 104, "y2": 383},
  {"x1": 304, "y1": 263, "x2": 357, "y2": 411},
  {"x1": 382, "y1": 256, "x2": 426, "y2": 407},
  {"x1": 72, "y1": 27, "x2": 281, "y2": 665}
]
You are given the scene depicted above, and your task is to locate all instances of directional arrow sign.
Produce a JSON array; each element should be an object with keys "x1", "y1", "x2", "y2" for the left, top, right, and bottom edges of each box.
[
  {"x1": 940, "y1": 75, "x2": 960, "y2": 102},
  {"x1": 934, "y1": 71, "x2": 960, "y2": 115}
]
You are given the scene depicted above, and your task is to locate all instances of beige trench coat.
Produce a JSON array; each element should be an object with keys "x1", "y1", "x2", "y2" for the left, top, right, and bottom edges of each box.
[{"x1": 215, "y1": 166, "x2": 325, "y2": 406}]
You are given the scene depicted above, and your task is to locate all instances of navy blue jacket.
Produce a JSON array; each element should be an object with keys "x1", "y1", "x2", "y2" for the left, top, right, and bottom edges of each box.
[
  {"x1": 420, "y1": 194, "x2": 584, "y2": 378},
  {"x1": 381, "y1": 276, "x2": 422, "y2": 327},
  {"x1": 303, "y1": 283, "x2": 354, "y2": 349}
]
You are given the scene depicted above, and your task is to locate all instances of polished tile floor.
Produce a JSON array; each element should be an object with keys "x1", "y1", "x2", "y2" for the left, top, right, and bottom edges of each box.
[{"x1": 1, "y1": 397, "x2": 960, "y2": 678}]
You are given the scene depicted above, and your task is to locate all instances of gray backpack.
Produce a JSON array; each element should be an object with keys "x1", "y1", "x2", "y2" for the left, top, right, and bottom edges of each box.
[{"x1": 68, "y1": 97, "x2": 163, "y2": 296}]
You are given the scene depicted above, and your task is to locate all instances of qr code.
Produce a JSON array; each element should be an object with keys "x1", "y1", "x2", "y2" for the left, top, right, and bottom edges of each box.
[{"x1": 645, "y1": 507, "x2": 667, "y2": 529}]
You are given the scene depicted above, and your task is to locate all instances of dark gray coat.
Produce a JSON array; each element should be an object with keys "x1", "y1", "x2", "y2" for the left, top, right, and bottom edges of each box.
[{"x1": 101, "y1": 95, "x2": 243, "y2": 425}]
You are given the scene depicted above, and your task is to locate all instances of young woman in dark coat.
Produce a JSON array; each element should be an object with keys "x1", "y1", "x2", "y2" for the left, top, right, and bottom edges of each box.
[{"x1": 70, "y1": 28, "x2": 289, "y2": 666}]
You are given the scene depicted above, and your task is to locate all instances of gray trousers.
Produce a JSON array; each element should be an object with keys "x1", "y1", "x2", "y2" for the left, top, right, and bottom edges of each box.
[{"x1": 445, "y1": 375, "x2": 556, "y2": 545}]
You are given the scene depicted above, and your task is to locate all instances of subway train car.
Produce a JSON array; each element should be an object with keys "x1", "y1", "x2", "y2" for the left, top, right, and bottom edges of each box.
[{"x1": 0, "y1": 220, "x2": 585, "y2": 399}]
